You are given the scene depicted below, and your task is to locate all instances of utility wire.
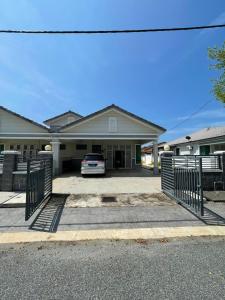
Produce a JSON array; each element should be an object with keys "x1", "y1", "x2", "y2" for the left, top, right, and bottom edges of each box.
[
  {"x1": 169, "y1": 100, "x2": 213, "y2": 130},
  {"x1": 0, "y1": 24, "x2": 224, "y2": 34}
]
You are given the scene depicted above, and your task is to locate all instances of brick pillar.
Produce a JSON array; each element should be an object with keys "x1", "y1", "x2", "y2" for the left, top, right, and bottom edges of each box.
[
  {"x1": 1, "y1": 151, "x2": 20, "y2": 191},
  {"x1": 38, "y1": 150, "x2": 53, "y2": 176}
]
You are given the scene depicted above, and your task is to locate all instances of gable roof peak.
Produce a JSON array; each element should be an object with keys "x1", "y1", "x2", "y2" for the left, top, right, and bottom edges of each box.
[
  {"x1": 0, "y1": 105, "x2": 48, "y2": 131},
  {"x1": 43, "y1": 110, "x2": 83, "y2": 124},
  {"x1": 59, "y1": 103, "x2": 166, "y2": 132}
]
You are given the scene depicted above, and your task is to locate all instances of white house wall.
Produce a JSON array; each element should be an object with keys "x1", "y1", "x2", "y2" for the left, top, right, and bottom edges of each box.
[
  {"x1": 62, "y1": 110, "x2": 159, "y2": 135},
  {"x1": 176, "y1": 144, "x2": 200, "y2": 155}
]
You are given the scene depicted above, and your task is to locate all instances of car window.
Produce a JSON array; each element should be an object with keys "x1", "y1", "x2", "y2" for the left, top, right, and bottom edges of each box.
[{"x1": 84, "y1": 155, "x2": 104, "y2": 161}]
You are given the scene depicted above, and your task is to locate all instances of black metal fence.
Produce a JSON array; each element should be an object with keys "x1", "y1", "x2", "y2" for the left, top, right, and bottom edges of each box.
[
  {"x1": 25, "y1": 157, "x2": 53, "y2": 221},
  {"x1": 161, "y1": 156, "x2": 204, "y2": 216}
]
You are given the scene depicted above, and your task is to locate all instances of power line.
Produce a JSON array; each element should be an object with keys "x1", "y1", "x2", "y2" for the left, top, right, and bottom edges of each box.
[
  {"x1": 0, "y1": 24, "x2": 224, "y2": 34},
  {"x1": 169, "y1": 99, "x2": 213, "y2": 130}
]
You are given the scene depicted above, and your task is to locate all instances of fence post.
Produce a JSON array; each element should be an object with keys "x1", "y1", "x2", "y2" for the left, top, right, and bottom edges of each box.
[
  {"x1": 199, "y1": 157, "x2": 204, "y2": 216},
  {"x1": 25, "y1": 160, "x2": 31, "y2": 221}
]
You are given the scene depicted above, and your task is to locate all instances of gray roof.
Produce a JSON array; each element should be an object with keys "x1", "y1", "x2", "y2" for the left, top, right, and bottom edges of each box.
[
  {"x1": 168, "y1": 126, "x2": 225, "y2": 146},
  {"x1": 0, "y1": 106, "x2": 48, "y2": 131},
  {"x1": 44, "y1": 110, "x2": 83, "y2": 124}
]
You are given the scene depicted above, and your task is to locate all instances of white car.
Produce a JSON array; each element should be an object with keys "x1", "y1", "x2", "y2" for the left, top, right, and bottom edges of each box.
[{"x1": 81, "y1": 153, "x2": 106, "y2": 175}]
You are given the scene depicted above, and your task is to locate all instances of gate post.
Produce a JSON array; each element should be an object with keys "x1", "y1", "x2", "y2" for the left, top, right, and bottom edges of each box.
[
  {"x1": 1, "y1": 150, "x2": 20, "y2": 191},
  {"x1": 38, "y1": 150, "x2": 53, "y2": 177},
  {"x1": 199, "y1": 157, "x2": 204, "y2": 216},
  {"x1": 153, "y1": 140, "x2": 159, "y2": 175}
]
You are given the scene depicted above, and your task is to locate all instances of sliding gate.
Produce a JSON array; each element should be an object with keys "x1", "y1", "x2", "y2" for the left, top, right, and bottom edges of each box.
[
  {"x1": 161, "y1": 156, "x2": 204, "y2": 216},
  {"x1": 25, "y1": 157, "x2": 53, "y2": 221}
]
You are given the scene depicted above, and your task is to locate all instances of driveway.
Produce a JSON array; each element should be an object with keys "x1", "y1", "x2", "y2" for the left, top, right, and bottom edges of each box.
[
  {"x1": 53, "y1": 169, "x2": 161, "y2": 194},
  {"x1": 0, "y1": 192, "x2": 26, "y2": 207}
]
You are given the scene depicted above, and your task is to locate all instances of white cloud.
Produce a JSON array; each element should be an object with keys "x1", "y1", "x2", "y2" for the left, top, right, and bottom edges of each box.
[
  {"x1": 0, "y1": 41, "x2": 79, "y2": 112},
  {"x1": 176, "y1": 108, "x2": 225, "y2": 121},
  {"x1": 200, "y1": 10, "x2": 225, "y2": 36}
]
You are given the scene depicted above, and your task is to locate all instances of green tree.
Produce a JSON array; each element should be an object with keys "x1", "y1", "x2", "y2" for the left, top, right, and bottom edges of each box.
[{"x1": 208, "y1": 42, "x2": 225, "y2": 104}]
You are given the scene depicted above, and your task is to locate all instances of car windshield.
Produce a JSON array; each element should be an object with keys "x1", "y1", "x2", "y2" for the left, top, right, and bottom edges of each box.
[{"x1": 84, "y1": 154, "x2": 104, "y2": 161}]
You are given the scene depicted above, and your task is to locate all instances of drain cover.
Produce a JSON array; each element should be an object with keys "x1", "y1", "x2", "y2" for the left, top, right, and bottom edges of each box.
[{"x1": 102, "y1": 196, "x2": 117, "y2": 203}]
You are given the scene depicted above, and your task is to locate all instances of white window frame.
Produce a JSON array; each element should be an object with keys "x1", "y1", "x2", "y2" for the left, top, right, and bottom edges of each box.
[{"x1": 108, "y1": 117, "x2": 117, "y2": 132}]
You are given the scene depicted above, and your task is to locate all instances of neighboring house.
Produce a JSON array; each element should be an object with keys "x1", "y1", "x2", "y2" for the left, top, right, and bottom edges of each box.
[
  {"x1": 141, "y1": 142, "x2": 167, "y2": 166},
  {"x1": 0, "y1": 104, "x2": 166, "y2": 175},
  {"x1": 168, "y1": 127, "x2": 225, "y2": 155}
]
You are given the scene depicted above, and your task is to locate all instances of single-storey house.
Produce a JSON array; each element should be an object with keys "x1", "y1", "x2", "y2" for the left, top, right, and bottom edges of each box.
[
  {"x1": 141, "y1": 142, "x2": 167, "y2": 166},
  {"x1": 0, "y1": 104, "x2": 166, "y2": 175},
  {"x1": 168, "y1": 126, "x2": 225, "y2": 155}
]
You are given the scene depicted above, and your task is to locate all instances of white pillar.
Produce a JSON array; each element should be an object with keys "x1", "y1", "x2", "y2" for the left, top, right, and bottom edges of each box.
[
  {"x1": 50, "y1": 140, "x2": 61, "y2": 176},
  {"x1": 153, "y1": 140, "x2": 159, "y2": 175}
]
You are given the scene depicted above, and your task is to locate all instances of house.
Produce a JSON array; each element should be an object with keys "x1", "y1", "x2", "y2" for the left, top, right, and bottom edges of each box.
[
  {"x1": 168, "y1": 126, "x2": 225, "y2": 155},
  {"x1": 141, "y1": 142, "x2": 167, "y2": 166},
  {"x1": 0, "y1": 104, "x2": 166, "y2": 175}
]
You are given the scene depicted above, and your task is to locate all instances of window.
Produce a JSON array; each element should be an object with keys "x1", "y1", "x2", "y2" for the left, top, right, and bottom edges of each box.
[
  {"x1": 60, "y1": 144, "x2": 66, "y2": 150},
  {"x1": 200, "y1": 145, "x2": 210, "y2": 156},
  {"x1": 176, "y1": 148, "x2": 180, "y2": 156},
  {"x1": 0, "y1": 144, "x2": 4, "y2": 153},
  {"x1": 16, "y1": 145, "x2": 21, "y2": 150},
  {"x1": 24, "y1": 145, "x2": 28, "y2": 150},
  {"x1": 84, "y1": 154, "x2": 104, "y2": 161},
  {"x1": 108, "y1": 117, "x2": 117, "y2": 132},
  {"x1": 135, "y1": 144, "x2": 141, "y2": 165},
  {"x1": 76, "y1": 144, "x2": 87, "y2": 150},
  {"x1": 30, "y1": 145, "x2": 34, "y2": 150},
  {"x1": 10, "y1": 145, "x2": 14, "y2": 150},
  {"x1": 41, "y1": 145, "x2": 46, "y2": 151}
]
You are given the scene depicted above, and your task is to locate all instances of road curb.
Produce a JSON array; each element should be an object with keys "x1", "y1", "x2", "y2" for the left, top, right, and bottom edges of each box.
[{"x1": 1, "y1": 226, "x2": 225, "y2": 244}]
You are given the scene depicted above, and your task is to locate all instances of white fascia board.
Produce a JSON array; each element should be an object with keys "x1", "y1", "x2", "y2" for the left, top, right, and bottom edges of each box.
[
  {"x1": 0, "y1": 132, "x2": 159, "y2": 141},
  {"x1": 55, "y1": 133, "x2": 158, "y2": 136},
  {"x1": 0, "y1": 133, "x2": 51, "y2": 140}
]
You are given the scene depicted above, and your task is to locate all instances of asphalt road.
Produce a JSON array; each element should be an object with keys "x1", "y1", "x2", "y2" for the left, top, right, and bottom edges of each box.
[{"x1": 1, "y1": 238, "x2": 225, "y2": 299}]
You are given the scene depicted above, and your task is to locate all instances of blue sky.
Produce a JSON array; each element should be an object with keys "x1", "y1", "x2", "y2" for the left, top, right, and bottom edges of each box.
[{"x1": 0, "y1": 0, "x2": 224, "y2": 142}]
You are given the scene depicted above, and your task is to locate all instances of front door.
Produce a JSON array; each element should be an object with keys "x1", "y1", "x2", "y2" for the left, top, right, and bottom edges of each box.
[
  {"x1": 92, "y1": 145, "x2": 102, "y2": 154},
  {"x1": 114, "y1": 150, "x2": 125, "y2": 168}
]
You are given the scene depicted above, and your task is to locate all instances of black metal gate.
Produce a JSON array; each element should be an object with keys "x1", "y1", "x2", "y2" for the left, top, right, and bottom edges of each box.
[
  {"x1": 25, "y1": 157, "x2": 53, "y2": 221},
  {"x1": 161, "y1": 156, "x2": 204, "y2": 216}
]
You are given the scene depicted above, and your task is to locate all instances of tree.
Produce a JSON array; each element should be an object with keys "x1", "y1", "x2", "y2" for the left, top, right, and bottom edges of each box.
[{"x1": 208, "y1": 42, "x2": 225, "y2": 104}]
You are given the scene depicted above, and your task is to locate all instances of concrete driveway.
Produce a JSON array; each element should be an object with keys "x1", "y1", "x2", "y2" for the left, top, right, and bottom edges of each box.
[
  {"x1": 53, "y1": 169, "x2": 161, "y2": 194},
  {"x1": 0, "y1": 192, "x2": 26, "y2": 207}
]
